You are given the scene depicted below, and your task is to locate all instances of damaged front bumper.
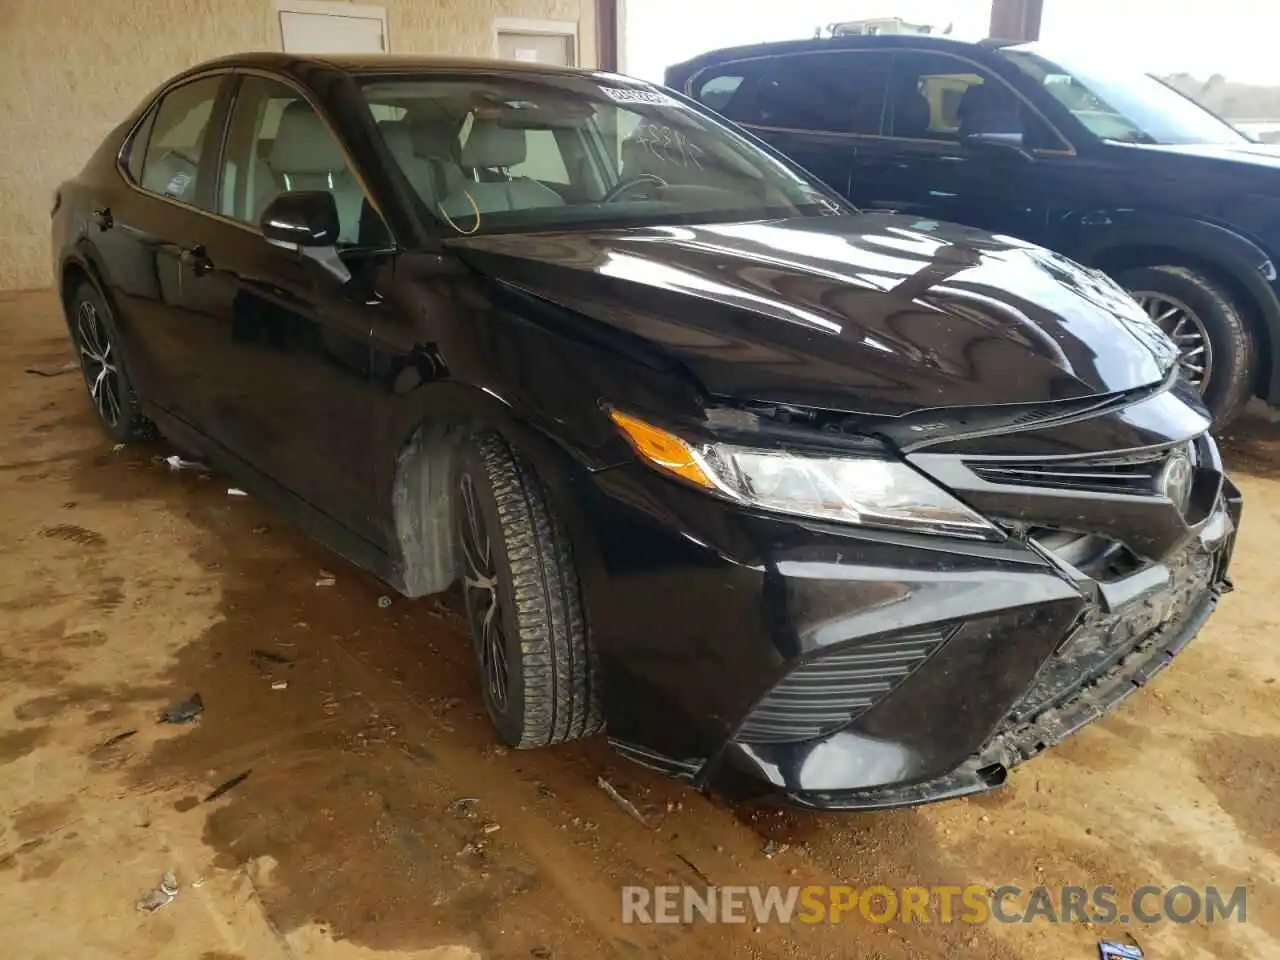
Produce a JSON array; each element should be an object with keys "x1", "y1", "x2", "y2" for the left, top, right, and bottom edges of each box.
[
  {"x1": 773, "y1": 507, "x2": 1234, "y2": 810},
  {"x1": 584, "y1": 386, "x2": 1239, "y2": 811}
]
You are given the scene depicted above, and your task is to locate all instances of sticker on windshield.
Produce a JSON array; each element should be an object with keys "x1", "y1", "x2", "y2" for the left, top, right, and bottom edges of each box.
[{"x1": 599, "y1": 86, "x2": 681, "y2": 107}]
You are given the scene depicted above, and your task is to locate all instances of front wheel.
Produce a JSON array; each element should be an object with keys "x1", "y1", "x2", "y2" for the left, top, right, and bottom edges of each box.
[
  {"x1": 67, "y1": 282, "x2": 153, "y2": 442},
  {"x1": 454, "y1": 430, "x2": 603, "y2": 748},
  {"x1": 1116, "y1": 266, "x2": 1255, "y2": 428}
]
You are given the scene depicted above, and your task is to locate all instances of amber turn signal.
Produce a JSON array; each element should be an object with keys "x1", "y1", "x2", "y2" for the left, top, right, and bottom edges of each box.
[{"x1": 608, "y1": 410, "x2": 715, "y2": 489}]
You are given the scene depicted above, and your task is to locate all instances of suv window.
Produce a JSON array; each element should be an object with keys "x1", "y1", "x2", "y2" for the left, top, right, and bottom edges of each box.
[
  {"x1": 888, "y1": 51, "x2": 1066, "y2": 149},
  {"x1": 137, "y1": 76, "x2": 224, "y2": 206},
  {"x1": 753, "y1": 52, "x2": 891, "y2": 135},
  {"x1": 885, "y1": 52, "x2": 994, "y2": 140},
  {"x1": 690, "y1": 62, "x2": 768, "y2": 123},
  {"x1": 218, "y1": 76, "x2": 374, "y2": 246}
]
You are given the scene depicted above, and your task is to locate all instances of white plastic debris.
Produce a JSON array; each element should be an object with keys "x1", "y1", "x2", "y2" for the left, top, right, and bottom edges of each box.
[
  {"x1": 377, "y1": 595, "x2": 392, "y2": 609},
  {"x1": 227, "y1": 487, "x2": 248, "y2": 497},
  {"x1": 160, "y1": 454, "x2": 207, "y2": 472},
  {"x1": 136, "y1": 869, "x2": 179, "y2": 912},
  {"x1": 271, "y1": 680, "x2": 288, "y2": 691}
]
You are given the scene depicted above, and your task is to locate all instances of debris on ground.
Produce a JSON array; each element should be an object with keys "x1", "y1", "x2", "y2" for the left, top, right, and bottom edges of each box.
[
  {"x1": 250, "y1": 648, "x2": 293, "y2": 668},
  {"x1": 135, "y1": 870, "x2": 179, "y2": 913},
  {"x1": 450, "y1": 797, "x2": 480, "y2": 818},
  {"x1": 156, "y1": 454, "x2": 208, "y2": 472},
  {"x1": 111, "y1": 443, "x2": 126, "y2": 452},
  {"x1": 158, "y1": 692, "x2": 203, "y2": 724},
  {"x1": 316, "y1": 570, "x2": 336, "y2": 587},
  {"x1": 24, "y1": 361, "x2": 78, "y2": 377},
  {"x1": 1099, "y1": 940, "x2": 1144, "y2": 959},
  {"x1": 377, "y1": 595, "x2": 392, "y2": 608},
  {"x1": 270, "y1": 680, "x2": 288, "y2": 691},
  {"x1": 251, "y1": 524, "x2": 269, "y2": 534},
  {"x1": 98, "y1": 729, "x2": 137, "y2": 749},
  {"x1": 227, "y1": 487, "x2": 248, "y2": 497},
  {"x1": 531, "y1": 948, "x2": 553, "y2": 959},
  {"x1": 762, "y1": 839, "x2": 789, "y2": 859},
  {"x1": 677, "y1": 853, "x2": 711, "y2": 884},
  {"x1": 597, "y1": 776, "x2": 651, "y2": 829},
  {"x1": 482, "y1": 822, "x2": 501, "y2": 834},
  {"x1": 204, "y1": 769, "x2": 252, "y2": 803}
]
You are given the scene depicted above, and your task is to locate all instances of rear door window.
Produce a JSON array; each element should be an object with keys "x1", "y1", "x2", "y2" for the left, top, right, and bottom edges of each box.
[
  {"x1": 753, "y1": 52, "x2": 892, "y2": 135},
  {"x1": 136, "y1": 76, "x2": 226, "y2": 208}
]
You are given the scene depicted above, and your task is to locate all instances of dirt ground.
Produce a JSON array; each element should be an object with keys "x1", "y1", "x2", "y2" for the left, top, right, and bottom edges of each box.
[{"x1": 2, "y1": 288, "x2": 1279, "y2": 960}]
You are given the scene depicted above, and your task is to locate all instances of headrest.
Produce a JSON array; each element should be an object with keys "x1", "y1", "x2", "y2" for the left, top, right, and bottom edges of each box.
[
  {"x1": 377, "y1": 119, "x2": 414, "y2": 160},
  {"x1": 460, "y1": 118, "x2": 526, "y2": 169},
  {"x1": 269, "y1": 101, "x2": 346, "y2": 173},
  {"x1": 410, "y1": 118, "x2": 461, "y2": 161},
  {"x1": 957, "y1": 82, "x2": 1013, "y2": 119}
]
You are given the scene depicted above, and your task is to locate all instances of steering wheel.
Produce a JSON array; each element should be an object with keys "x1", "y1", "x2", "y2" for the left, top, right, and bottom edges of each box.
[{"x1": 600, "y1": 173, "x2": 667, "y2": 204}]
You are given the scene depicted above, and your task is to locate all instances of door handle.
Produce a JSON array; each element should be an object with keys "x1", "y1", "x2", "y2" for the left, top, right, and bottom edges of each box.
[
  {"x1": 91, "y1": 206, "x2": 112, "y2": 231},
  {"x1": 180, "y1": 244, "x2": 213, "y2": 277}
]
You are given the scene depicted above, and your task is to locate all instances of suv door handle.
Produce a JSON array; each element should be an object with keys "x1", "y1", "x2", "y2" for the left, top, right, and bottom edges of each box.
[
  {"x1": 180, "y1": 244, "x2": 213, "y2": 276},
  {"x1": 91, "y1": 207, "x2": 112, "y2": 231}
]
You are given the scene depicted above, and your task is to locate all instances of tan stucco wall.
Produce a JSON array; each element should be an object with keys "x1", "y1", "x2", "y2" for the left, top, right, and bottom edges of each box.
[{"x1": 0, "y1": 0, "x2": 597, "y2": 290}]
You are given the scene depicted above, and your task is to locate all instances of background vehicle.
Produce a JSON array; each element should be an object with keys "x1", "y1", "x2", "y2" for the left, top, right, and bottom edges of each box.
[
  {"x1": 52, "y1": 54, "x2": 1237, "y2": 810},
  {"x1": 668, "y1": 34, "x2": 1280, "y2": 427}
]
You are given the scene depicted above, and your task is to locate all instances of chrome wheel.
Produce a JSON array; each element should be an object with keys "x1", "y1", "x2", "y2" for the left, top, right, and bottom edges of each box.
[
  {"x1": 75, "y1": 300, "x2": 122, "y2": 426},
  {"x1": 459, "y1": 472, "x2": 508, "y2": 710},
  {"x1": 1132, "y1": 291, "x2": 1213, "y2": 391}
]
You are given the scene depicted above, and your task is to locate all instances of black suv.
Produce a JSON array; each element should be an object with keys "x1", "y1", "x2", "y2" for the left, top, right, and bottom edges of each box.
[{"x1": 669, "y1": 35, "x2": 1280, "y2": 427}]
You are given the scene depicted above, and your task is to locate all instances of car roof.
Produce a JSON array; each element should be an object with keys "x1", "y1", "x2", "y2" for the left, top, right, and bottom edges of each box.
[
  {"x1": 669, "y1": 33, "x2": 998, "y2": 71},
  {"x1": 185, "y1": 50, "x2": 616, "y2": 81}
]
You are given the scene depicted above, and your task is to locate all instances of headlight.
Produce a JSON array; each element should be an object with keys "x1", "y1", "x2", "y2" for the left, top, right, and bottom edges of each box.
[{"x1": 610, "y1": 410, "x2": 998, "y2": 539}]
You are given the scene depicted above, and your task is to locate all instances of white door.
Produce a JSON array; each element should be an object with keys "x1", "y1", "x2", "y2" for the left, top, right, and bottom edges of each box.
[{"x1": 279, "y1": 7, "x2": 386, "y2": 53}]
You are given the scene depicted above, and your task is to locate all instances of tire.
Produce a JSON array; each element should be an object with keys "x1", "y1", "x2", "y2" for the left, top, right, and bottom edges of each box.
[
  {"x1": 454, "y1": 430, "x2": 603, "y2": 748},
  {"x1": 67, "y1": 281, "x2": 154, "y2": 442},
  {"x1": 1116, "y1": 265, "x2": 1255, "y2": 428}
]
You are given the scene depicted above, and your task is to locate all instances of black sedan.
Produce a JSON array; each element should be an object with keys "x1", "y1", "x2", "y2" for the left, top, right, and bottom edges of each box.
[{"x1": 52, "y1": 53, "x2": 1239, "y2": 810}]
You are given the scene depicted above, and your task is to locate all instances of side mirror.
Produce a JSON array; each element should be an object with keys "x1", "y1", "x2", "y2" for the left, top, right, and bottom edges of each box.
[
  {"x1": 962, "y1": 131, "x2": 1032, "y2": 158},
  {"x1": 259, "y1": 191, "x2": 350, "y2": 283},
  {"x1": 260, "y1": 190, "x2": 339, "y2": 247}
]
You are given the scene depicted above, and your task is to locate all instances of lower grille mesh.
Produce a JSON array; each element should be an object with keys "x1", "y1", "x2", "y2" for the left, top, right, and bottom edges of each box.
[{"x1": 736, "y1": 625, "x2": 955, "y2": 744}]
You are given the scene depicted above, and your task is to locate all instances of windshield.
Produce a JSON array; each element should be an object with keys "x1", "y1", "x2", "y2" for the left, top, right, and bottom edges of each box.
[
  {"x1": 359, "y1": 73, "x2": 840, "y2": 235},
  {"x1": 1000, "y1": 44, "x2": 1247, "y2": 146}
]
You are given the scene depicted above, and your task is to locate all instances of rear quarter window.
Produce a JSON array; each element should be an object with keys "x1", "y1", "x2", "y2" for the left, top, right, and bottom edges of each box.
[{"x1": 691, "y1": 62, "x2": 765, "y2": 122}]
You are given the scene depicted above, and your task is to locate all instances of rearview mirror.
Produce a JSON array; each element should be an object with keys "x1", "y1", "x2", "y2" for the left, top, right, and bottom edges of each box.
[{"x1": 259, "y1": 191, "x2": 350, "y2": 283}]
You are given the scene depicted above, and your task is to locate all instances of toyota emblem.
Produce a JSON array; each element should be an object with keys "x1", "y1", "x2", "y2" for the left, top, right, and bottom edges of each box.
[{"x1": 1158, "y1": 447, "x2": 1195, "y2": 516}]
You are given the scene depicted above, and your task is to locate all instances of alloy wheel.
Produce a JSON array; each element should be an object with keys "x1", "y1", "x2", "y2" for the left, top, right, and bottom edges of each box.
[
  {"x1": 459, "y1": 472, "x2": 509, "y2": 711},
  {"x1": 1132, "y1": 291, "x2": 1213, "y2": 391},
  {"x1": 75, "y1": 300, "x2": 122, "y2": 426}
]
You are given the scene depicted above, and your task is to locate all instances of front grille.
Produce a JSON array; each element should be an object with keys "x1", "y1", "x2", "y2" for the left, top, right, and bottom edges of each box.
[
  {"x1": 736, "y1": 625, "x2": 955, "y2": 744},
  {"x1": 967, "y1": 449, "x2": 1169, "y2": 495}
]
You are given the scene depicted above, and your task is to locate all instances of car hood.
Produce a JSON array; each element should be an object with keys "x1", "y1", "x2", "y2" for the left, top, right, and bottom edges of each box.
[
  {"x1": 445, "y1": 214, "x2": 1173, "y2": 416},
  {"x1": 1120, "y1": 140, "x2": 1280, "y2": 171}
]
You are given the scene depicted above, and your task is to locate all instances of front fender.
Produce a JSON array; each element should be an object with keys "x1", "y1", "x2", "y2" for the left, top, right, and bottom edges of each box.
[{"x1": 1059, "y1": 212, "x2": 1280, "y2": 400}]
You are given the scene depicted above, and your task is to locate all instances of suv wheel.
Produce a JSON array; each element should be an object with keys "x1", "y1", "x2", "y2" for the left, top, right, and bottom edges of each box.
[
  {"x1": 455, "y1": 430, "x2": 603, "y2": 748},
  {"x1": 68, "y1": 282, "x2": 154, "y2": 442},
  {"x1": 1117, "y1": 266, "x2": 1254, "y2": 427}
]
